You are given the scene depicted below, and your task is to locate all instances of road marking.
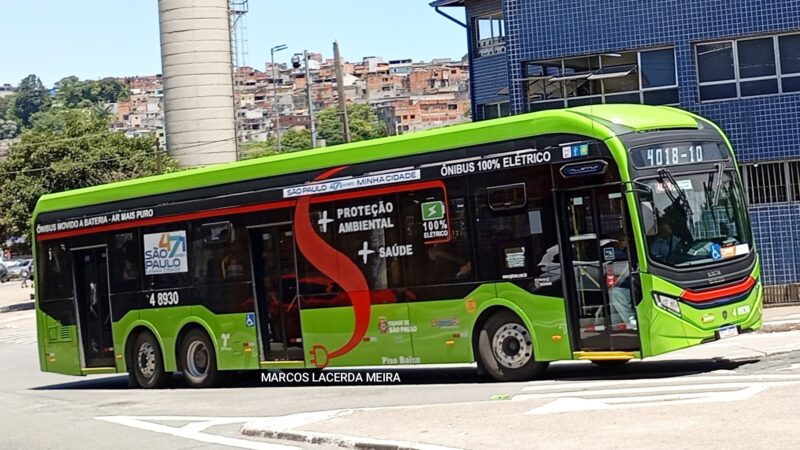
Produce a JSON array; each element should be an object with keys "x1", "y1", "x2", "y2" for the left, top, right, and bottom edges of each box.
[
  {"x1": 100, "y1": 409, "x2": 462, "y2": 450},
  {"x1": 242, "y1": 410, "x2": 463, "y2": 450},
  {"x1": 778, "y1": 363, "x2": 800, "y2": 372},
  {"x1": 516, "y1": 374, "x2": 800, "y2": 415},
  {"x1": 518, "y1": 373, "x2": 800, "y2": 392},
  {"x1": 525, "y1": 385, "x2": 766, "y2": 414},
  {"x1": 96, "y1": 416, "x2": 300, "y2": 450}
]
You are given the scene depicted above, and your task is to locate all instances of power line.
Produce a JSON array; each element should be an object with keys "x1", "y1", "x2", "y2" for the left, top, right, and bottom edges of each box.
[
  {"x1": 0, "y1": 135, "x2": 254, "y2": 177},
  {"x1": 5, "y1": 132, "x2": 118, "y2": 149},
  {"x1": 0, "y1": 148, "x2": 169, "y2": 177}
]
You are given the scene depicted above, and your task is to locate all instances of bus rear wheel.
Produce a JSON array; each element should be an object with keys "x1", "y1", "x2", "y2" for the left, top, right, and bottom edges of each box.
[
  {"x1": 477, "y1": 310, "x2": 548, "y2": 382},
  {"x1": 180, "y1": 329, "x2": 220, "y2": 388},
  {"x1": 130, "y1": 331, "x2": 170, "y2": 389}
]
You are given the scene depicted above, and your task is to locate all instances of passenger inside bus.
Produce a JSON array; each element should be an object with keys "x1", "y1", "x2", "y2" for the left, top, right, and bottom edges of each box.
[
  {"x1": 222, "y1": 255, "x2": 245, "y2": 281},
  {"x1": 604, "y1": 235, "x2": 636, "y2": 329},
  {"x1": 427, "y1": 244, "x2": 472, "y2": 281},
  {"x1": 650, "y1": 221, "x2": 682, "y2": 263}
]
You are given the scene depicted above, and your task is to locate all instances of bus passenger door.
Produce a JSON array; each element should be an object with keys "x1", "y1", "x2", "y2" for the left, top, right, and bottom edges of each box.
[
  {"x1": 557, "y1": 187, "x2": 640, "y2": 351},
  {"x1": 72, "y1": 246, "x2": 115, "y2": 368},
  {"x1": 250, "y1": 224, "x2": 303, "y2": 361}
]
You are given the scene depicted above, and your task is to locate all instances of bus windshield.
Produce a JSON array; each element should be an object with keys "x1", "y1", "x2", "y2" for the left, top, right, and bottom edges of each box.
[{"x1": 638, "y1": 168, "x2": 752, "y2": 268}]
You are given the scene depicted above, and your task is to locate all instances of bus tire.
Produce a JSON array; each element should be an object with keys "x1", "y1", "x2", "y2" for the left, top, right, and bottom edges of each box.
[
  {"x1": 179, "y1": 328, "x2": 220, "y2": 388},
  {"x1": 477, "y1": 310, "x2": 547, "y2": 382},
  {"x1": 130, "y1": 331, "x2": 170, "y2": 389}
]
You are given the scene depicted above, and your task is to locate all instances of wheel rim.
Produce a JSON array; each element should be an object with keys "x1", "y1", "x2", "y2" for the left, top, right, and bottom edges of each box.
[
  {"x1": 137, "y1": 342, "x2": 156, "y2": 378},
  {"x1": 492, "y1": 323, "x2": 532, "y2": 369},
  {"x1": 185, "y1": 341, "x2": 209, "y2": 380}
]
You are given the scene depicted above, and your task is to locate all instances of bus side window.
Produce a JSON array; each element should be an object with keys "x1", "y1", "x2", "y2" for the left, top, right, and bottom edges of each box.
[
  {"x1": 110, "y1": 231, "x2": 141, "y2": 293},
  {"x1": 471, "y1": 166, "x2": 556, "y2": 283},
  {"x1": 296, "y1": 204, "x2": 349, "y2": 308},
  {"x1": 331, "y1": 194, "x2": 404, "y2": 293},
  {"x1": 400, "y1": 177, "x2": 474, "y2": 286},
  {"x1": 39, "y1": 242, "x2": 74, "y2": 301},
  {"x1": 191, "y1": 220, "x2": 251, "y2": 284}
]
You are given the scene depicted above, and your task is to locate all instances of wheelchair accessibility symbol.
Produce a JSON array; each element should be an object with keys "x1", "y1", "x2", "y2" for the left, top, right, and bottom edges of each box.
[
  {"x1": 245, "y1": 313, "x2": 256, "y2": 327},
  {"x1": 711, "y1": 243, "x2": 722, "y2": 261}
]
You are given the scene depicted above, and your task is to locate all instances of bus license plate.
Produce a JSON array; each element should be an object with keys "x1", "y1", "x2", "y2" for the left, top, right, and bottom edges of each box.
[{"x1": 718, "y1": 325, "x2": 739, "y2": 340}]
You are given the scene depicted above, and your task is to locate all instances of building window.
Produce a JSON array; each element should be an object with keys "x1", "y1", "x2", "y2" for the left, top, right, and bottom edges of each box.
[
  {"x1": 780, "y1": 34, "x2": 800, "y2": 92},
  {"x1": 479, "y1": 102, "x2": 510, "y2": 119},
  {"x1": 696, "y1": 32, "x2": 800, "y2": 102},
  {"x1": 740, "y1": 161, "x2": 800, "y2": 205},
  {"x1": 473, "y1": 13, "x2": 505, "y2": 57},
  {"x1": 524, "y1": 47, "x2": 678, "y2": 111}
]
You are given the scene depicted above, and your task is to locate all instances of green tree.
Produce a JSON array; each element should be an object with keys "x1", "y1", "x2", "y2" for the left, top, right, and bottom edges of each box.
[
  {"x1": 0, "y1": 109, "x2": 175, "y2": 245},
  {"x1": 54, "y1": 76, "x2": 129, "y2": 108},
  {"x1": 241, "y1": 129, "x2": 313, "y2": 159},
  {"x1": 97, "y1": 77, "x2": 130, "y2": 102},
  {"x1": 0, "y1": 118, "x2": 18, "y2": 139},
  {"x1": 13, "y1": 74, "x2": 52, "y2": 127},
  {"x1": 53, "y1": 76, "x2": 86, "y2": 108},
  {"x1": 0, "y1": 94, "x2": 16, "y2": 120},
  {"x1": 317, "y1": 103, "x2": 388, "y2": 146}
]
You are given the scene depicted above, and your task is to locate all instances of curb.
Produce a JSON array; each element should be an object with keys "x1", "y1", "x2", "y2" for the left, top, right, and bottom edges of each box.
[
  {"x1": 761, "y1": 321, "x2": 800, "y2": 333},
  {"x1": 241, "y1": 424, "x2": 460, "y2": 450},
  {"x1": 723, "y1": 329, "x2": 800, "y2": 362}
]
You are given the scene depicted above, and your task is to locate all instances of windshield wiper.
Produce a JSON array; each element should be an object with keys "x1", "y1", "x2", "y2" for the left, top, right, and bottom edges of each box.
[
  {"x1": 658, "y1": 168, "x2": 695, "y2": 232},
  {"x1": 658, "y1": 168, "x2": 690, "y2": 208},
  {"x1": 712, "y1": 163, "x2": 725, "y2": 205}
]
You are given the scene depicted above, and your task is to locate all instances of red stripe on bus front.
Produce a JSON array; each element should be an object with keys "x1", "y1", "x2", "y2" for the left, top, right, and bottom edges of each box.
[{"x1": 680, "y1": 276, "x2": 756, "y2": 303}]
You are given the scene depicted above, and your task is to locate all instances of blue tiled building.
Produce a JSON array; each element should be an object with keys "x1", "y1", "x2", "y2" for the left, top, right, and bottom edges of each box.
[{"x1": 432, "y1": 0, "x2": 800, "y2": 288}]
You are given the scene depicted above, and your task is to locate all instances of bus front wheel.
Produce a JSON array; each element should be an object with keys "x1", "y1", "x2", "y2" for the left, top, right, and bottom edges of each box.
[
  {"x1": 477, "y1": 310, "x2": 548, "y2": 382},
  {"x1": 130, "y1": 331, "x2": 170, "y2": 389},
  {"x1": 180, "y1": 328, "x2": 220, "y2": 388}
]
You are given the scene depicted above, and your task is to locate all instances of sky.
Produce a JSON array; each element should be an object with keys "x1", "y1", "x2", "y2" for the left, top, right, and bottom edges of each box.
[{"x1": 0, "y1": 1, "x2": 468, "y2": 87}]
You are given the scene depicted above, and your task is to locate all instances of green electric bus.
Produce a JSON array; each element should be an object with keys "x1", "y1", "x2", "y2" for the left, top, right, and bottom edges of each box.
[{"x1": 33, "y1": 104, "x2": 762, "y2": 388}]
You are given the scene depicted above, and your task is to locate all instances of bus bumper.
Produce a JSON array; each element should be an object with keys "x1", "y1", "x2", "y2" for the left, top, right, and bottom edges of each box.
[{"x1": 641, "y1": 278, "x2": 763, "y2": 357}]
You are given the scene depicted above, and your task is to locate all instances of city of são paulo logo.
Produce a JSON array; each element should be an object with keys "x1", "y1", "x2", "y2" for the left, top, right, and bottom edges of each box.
[{"x1": 143, "y1": 230, "x2": 188, "y2": 275}]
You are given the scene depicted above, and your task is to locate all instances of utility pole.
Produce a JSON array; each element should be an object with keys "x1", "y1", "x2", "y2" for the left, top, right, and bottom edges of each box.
[
  {"x1": 333, "y1": 40, "x2": 351, "y2": 143},
  {"x1": 155, "y1": 136, "x2": 163, "y2": 175},
  {"x1": 271, "y1": 44, "x2": 288, "y2": 151},
  {"x1": 304, "y1": 51, "x2": 318, "y2": 148}
]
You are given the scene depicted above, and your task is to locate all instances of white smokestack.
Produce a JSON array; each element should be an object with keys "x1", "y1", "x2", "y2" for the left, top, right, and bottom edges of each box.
[{"x1": 158, "y1": 0, "x2": 237, "y2": 167}]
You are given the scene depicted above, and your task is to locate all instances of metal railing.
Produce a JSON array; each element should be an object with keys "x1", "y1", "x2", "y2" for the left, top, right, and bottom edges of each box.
[{"x1": 763, "y1": 284, "x2": 800, "y2": 307}]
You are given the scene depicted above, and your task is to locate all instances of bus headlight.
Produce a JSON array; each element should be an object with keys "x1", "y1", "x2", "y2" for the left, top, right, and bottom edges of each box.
[{"x1": 654, "y1": 294, "x2": 681, "y2": 316}]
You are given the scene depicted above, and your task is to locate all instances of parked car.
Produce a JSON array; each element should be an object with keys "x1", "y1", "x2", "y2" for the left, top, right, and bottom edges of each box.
[
  {"x1": 7, "y1": 259, "x2": 32, "y2": 280},
  {"x1": 0, "y1": 262, "x2": 7, "y2": 283}
]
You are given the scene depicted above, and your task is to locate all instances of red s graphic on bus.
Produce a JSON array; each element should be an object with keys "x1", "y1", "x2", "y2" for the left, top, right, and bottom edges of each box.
[{"x1": 294, "y1": 167, "x2": 372, "y2": 368}]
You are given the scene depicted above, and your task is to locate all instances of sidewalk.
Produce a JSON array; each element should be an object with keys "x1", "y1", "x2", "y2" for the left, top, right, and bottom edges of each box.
[{"x1": 762, "y1": 304, "x2": 800, "y2": 332}]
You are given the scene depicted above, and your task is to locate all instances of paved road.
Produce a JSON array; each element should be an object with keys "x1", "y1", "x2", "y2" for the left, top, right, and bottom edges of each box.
[
  {"x1": 4, "y1": 329, "x2": 800, "y2": 450},
  {"x1": 0, "y1": 282, "x2": 36, "y2": 345},
  {"x1": 2, "y1": 281, "x2": 800, "y2": 449}
]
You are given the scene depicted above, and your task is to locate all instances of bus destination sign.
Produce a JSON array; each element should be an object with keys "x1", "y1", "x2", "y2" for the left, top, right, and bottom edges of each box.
[{"x1": 630, "y1": 142, "x2": 728, "y2": 169}]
